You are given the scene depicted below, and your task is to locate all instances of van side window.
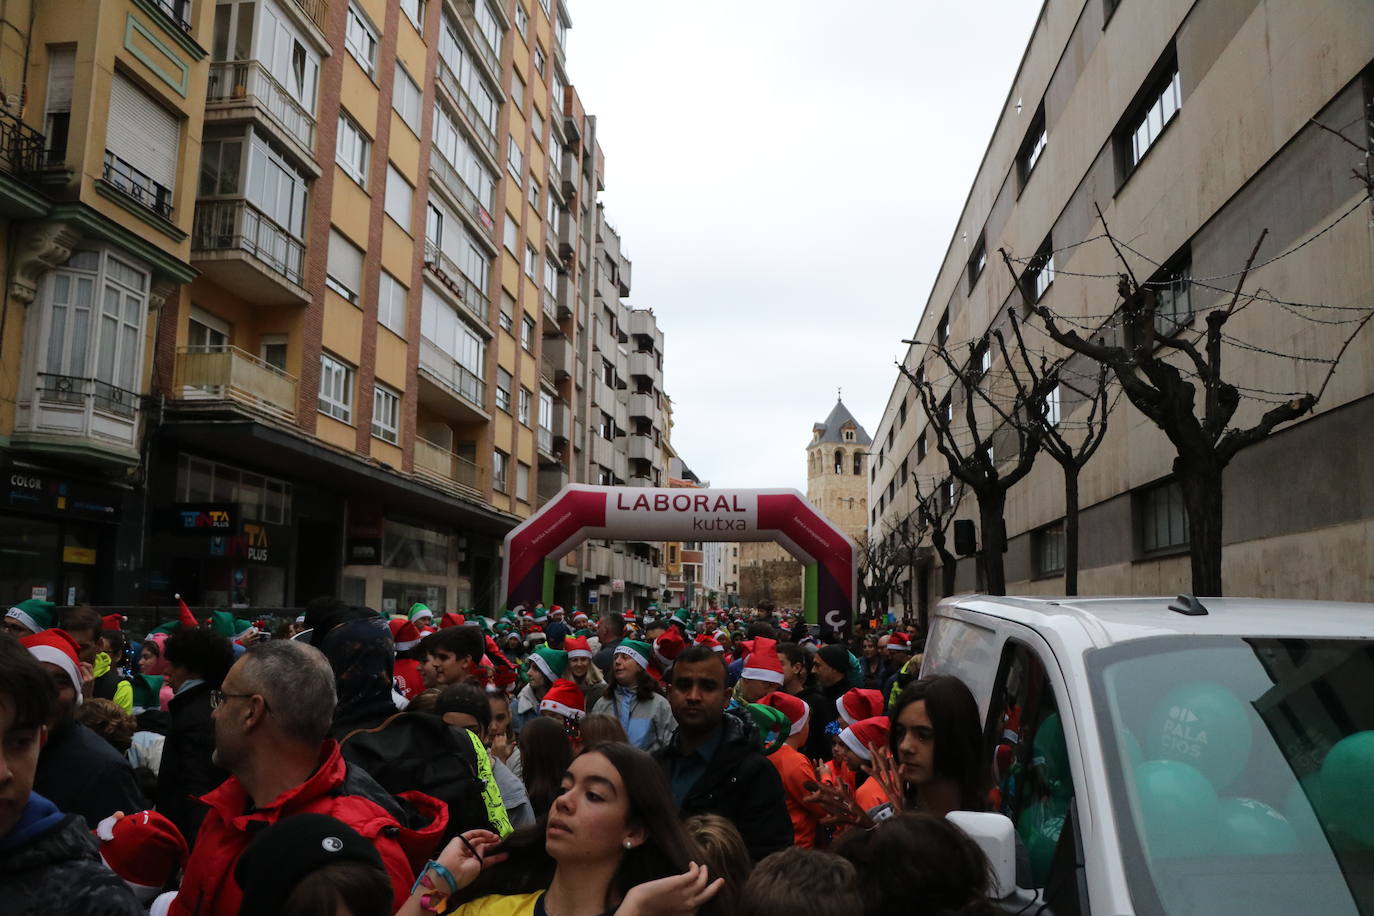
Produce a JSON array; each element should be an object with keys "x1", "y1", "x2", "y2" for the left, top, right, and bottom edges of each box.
[{"x1": 985, "y1": 641, "x2": 1076, "y2": 889}]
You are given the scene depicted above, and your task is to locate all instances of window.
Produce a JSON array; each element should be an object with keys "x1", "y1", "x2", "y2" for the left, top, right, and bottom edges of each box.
[
  {"x1": 178, "y1": 454, "x2": 292, "y2": 523},
  {"x1": 496, "y1": 367, "x2": 512, "y2": 412},
  {"x1": 833, "y1": 449, "x2": 844, "y2": 474},
  {"x1": 516, "y1": 462, "x2": 530, "y2": 502},
  {"x1": 1140, "y1": 479, "x2": 1188, "y2": 553},
  {"x1": 345, "y1": 3, "x2": 378, "y2": 75},
  {"x1": 335, "y1": 112, "x2": 370, "y2": 187},
  {"x1": 510, "y1": 72, "x2": 525, "y2": 110},
  {"x1": 378, "y1": 271, "x2": 407, "y2": 336},
  {"x1": 318, "y1": 352, "x2": 355, "y2": 423},
  {"x1": 493, "y1": 449, "x2": 509, "y2": 492},
  {"x1": 392, "y1": 66, "x2": 422, "y2": 134},
  {"x1": 937, "y1": 309, "x2": 949, "y2": 346},
  {"x1": 326, "y1": 230, "x2": 364, "y2": 304},
  {"x1": 420, "y1": 285, "x2": 486, "y2": 386},
  {"x1": 917, "y1": 430, "x2": 927, "y2": 461},
  {"x1": 1026, "y1": 235, "x2": 1055, "y2": 302},
  {"x1": 371, "y1": 384, "x2": 400, "y2": 443},
  {"x1": 531, "y1": 110, "x2": 545, "y2": 150},
  {"x1": 941, "y1": 394, "x2": 952, "y2": 423},
  {"x1": 44, "y1": 47, "x2": 74, "y2": 163},
  {"x1": 517, "y1": 386, "x2": 531, "y2": 425},
  {"x1": 524, "y1": 242, "x2": 538, "y2": 279},
  {"x1": 521, "y1": 315, "x2": 535, "y2": 350},
  {"x1": 1017, "y1": 102, "x2": 1047, "y2": 187},
  {"x1": 499, "y1": 291, "x2": 515, "y2": 333},
  {"x1": 1104, "y1": 0, "x2": 1122, "y2": 22},
  {"x1": 1046, "y1": 384, "x2": 1061, "y2": 426},
  {"x1": 515, "y1": 3, "x2": 528, "y2": 38},
  {"x1": 1033, "y1": 522, "x2": 1065, "y2": 576},
  {"x1": 899, "y1": 399, "x2": 908, "y2": 427},
  {"x1": 426, "y1": 203, "x2": 443, "y2": 247},
  {"x1": 539, "y1": 390, "x2": 553, "y2": 433},
  {"x1": 898, "y1": 458, "x2": 908, "y2": 485},
  {"x1": 968, "y1": 235, "x2": 987, "y2": 289},
  {"x1": 384, "y1": 164, "x2": 413, "y2": 230},
  {"x1": 432, "y1": 100, "x2": 498, "y2": 211},
  {"x1": 1151, "y1": 252, "x2": 1192, "y2": 335},
  {"x1": 507, "y1": 136, "x2": 524, "y2": 184},
  {"x1": 527, "y1": 180, "x2": 539, "y2": 210},
  {"x1": 400, "y1": 0, "x2": 424, "y2": 31},
  {"x1": 534, "y1": 44, "x2": 546, "y2": 76},
  {"x1": 1120, "y1": 54, "x2": 1181, "y2": 175},
  {"x1": 503, "y1": 216, "x2": 519, "y2": 254},
  {"x1": 198, "y1": 138, "x2": 243, "y2": 196},
  {"x1": 853, "y1": 452, "x2": 863, "y2": 475},
  {"x1": 105, "y1": 73, "x2": 180, "y2": 215},
  {"x1": 887, "y1": 478, "x2": 896, "y2": 502}
]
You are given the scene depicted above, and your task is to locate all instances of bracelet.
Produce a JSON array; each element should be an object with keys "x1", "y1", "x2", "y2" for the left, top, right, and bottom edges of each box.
[{"x1": 409, "y1": 860, "x2": 458, "y2": 898}]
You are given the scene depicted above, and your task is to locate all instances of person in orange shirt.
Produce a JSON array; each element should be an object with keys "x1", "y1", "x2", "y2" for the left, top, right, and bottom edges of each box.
[
  {"x1": 838, "y1": 717, "x2": 893, "y2": 813},
  {"x1": 760, "y1": 691, "x2": 828, "y2": 848}
]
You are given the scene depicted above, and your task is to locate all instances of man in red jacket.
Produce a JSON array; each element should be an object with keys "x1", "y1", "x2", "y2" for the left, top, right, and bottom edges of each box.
[{"x1": 170, "y1": 640, "x2": 446, "y2": 916}]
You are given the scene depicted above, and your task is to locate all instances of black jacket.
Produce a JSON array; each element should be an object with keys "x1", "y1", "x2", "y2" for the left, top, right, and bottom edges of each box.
[
  {"x1": 655, "y1": 710, "x2": 793, "y2": 862},
  {"x1": 156, "y1": 681, "x2": 228, "y2": 845},
  {"x1": 801, "y1": 680, "x2": 847, "y2": 762},
  {"x1": 33, "y1": 720, "x2": 145, "y2": 829},
  {"x1": 0, "y1": 803, "x2": 145, "y2": 915}
]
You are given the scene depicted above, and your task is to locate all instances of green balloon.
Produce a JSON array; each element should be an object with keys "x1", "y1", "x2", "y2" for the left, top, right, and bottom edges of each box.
[
  {"x1": 1319, "y1": 730, "x2": 1374, "y2": 847},
  {"x1": 1282, "y1": 777, "x2": 1330, "y2": 851},
  {"x1": 1215, "y1": 797, "x2": 1297, "y2": 855},
  {"x1": 1032, "y1": 713, "x2": 1072, "y2": 799},
  {"x1": 1017, "y1": 797, "x2": 1067, "y2": 887},
  {"x1": 1135, "y1": 760, "x2": 1218, "y2": 858},
  {"x1": 1119, "y1": 729, "x2": 1144, "y2": 768},
  {"x1": 1148, "y1": 681, "x2": 1253, "y2": 790}
]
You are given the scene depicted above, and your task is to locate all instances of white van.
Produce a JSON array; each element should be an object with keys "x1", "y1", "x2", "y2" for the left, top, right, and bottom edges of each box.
[{"x1": 919, "y1": 595, "x2": 1374, "y2": 915}]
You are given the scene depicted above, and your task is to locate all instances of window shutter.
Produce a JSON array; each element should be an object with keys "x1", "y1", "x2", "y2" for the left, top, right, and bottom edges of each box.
[
  {"x1": 46, "y1": 47, "x2": 75, "y2": 113},
  {"x1": 107, "y1": 73, "x2": 180, "y2": 190},
  {"x1": 328, "y1": 230, "x2": 363, "y2": 295}
]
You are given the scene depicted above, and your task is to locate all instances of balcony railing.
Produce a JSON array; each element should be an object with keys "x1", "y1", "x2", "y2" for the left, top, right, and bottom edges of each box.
[
  {"x1": 423, "y1": 239, "x2": 490, "y2": 328},
  {"x1": 414, "y1": 437, "x2": 483, "y2": 493},
  {"x1": 288, "y1": 0, "x2": 329, "y2": 31},
  {"x1": 102, "y1": 150, "x2": 173, "y2": 218},
  {"x1": 146, "y1": 0, "x2": 194, "y2": 32},
  {"x1": 206, "y1": 60, "x2": 316, "y2": 153},
  {"x1": 193, "y1": 199, "x2": 305, "y2": 286},
  {"x1": 172, "y1": 346, "x2": 298, "y2": 420},
  {"x1": 537, "y1": 425, "x2": 554, "y2": 455},
  {"x1": 419, "y1": 337, "x2": 486, "y2": 409},
  {"x1": 541, "y1": 287, "x2": 557, "y2": 322},
  {"x1": 35, "y1": 373, "x2": 141, "y2": 418},
  {"x1": 430, "y1": 147, "x2": 494, "y2": 233},
  {"x1": 436, "y1": 59, "x2": 498, "y2": 159},
  {"x1": 0, "y1": 110, "x2": 47, "y2": 178},
  {"x1": 13, "y1": 373, "x2": 143, "y2": 455}
]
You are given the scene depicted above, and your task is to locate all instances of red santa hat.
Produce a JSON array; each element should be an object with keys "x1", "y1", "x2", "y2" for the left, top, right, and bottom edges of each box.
[
  {"x1": 839, "y1": 716, "x2": 891, "y2": 763},
  {"x1": 838, "y1": 688, "x2": 886, "y2": 727},
  {"x1": 539, "y1": 678, "x2": 586, "y2": 720},
  {"x1": 740, "y1": 637, "x2": 785, "y2": 685},
  {"x1": 95, "y1": 810, "x2": 188, "y2": 890},
  {"x1": 440, "y1": 612, "x2": 466, "y2": 629},
  {"x1": 762, "y1": 690, "x2": 810, "y2": 736},
  {"x1": 564, "y1": 635, "x2": 592, "y2": 660},
  {"x1": 176, "y1": 595, "x2": 198, "y2": 630},
  {"x1": 695, "y1": 633, "x2": 724, "y2": 654},
  {"x1": 102, "y1": 613, "x2": 126, "y2": 632},
  {"x1": 388, "y1": 618, "x2": 422, "y2": 651},
  {"x1": 653, "y1": 628, "x2": 687, "y2": 669},
  {"x1": 887, "y1": 632, "x2": 912, "y2": 652},
  {"x1": 22, "y1": 629, "x2": 83, "y2": 705}
]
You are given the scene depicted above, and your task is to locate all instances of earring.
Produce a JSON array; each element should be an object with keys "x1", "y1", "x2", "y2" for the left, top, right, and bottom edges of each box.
[{"x1": 623, "y1": 840, "x2": 633, "y2": 849}]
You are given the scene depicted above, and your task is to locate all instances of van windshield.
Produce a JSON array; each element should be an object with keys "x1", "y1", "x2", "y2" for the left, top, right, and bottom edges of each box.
[{"x1": 1090, "y1": 636, "x2": 1374, "y2": 916}]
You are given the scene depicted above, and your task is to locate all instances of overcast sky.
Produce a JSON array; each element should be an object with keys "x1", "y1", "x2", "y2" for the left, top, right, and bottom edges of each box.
[{"x1": 567, "y1": 1, "x2": 1044, "y2": 491}]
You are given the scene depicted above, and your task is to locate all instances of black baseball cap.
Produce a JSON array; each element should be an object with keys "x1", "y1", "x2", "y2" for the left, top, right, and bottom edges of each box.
[{"x1": 235, "y1": 813, "x2": 386, "y2": 915}]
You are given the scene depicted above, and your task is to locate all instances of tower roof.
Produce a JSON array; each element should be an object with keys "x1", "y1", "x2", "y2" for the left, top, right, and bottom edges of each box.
[{"x1": 811, "y1": 398, "x2": 871, "y2": 447}]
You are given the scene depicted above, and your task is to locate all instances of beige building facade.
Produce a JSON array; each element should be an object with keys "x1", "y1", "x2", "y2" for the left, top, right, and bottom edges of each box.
[{"x1": 869, "y1": 0, "x2": 1374, "y2": 614}]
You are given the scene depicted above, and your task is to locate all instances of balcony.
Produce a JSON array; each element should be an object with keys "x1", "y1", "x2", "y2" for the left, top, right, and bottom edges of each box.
[
  {"x1": 549, "y1": 398, "x2": 569, "y2": 441},
  {"x1": 628, "y1": 475, "x2": 653, "y2": 488},
  {"x1": 414, "y1": 437, "x2": 484, "y2": 496},
  {"x1": 12, "y1": 373, "x2": 143, "y2": 465},
  {"x1": 192, "y1": 199, "x2": 309, "y2": 305},
  {"x1": 542, "y1": 335, "x2": 573, "y2": 383},
  {"x1": 171, "y1": 346, "x2": 298, "y2": 421},
  {"x1": 0, "y1": 110, "x2": 48, "y2": 182},
  {"x1": 590, "y1": 376, "x2": 616, "y2": 411},
  {"x1": 559, "y1": 149, "x2": 577, "y2": 198},
  {"x1": 145, "y1": 0, "x2": 194, "y2": 32},
  {"x1": 590, "y1": 433, "x2": 616, "y2": 470},
  {"x1": 423, "y1": 240, "x2": 491, "y2": 328},
  {"x1": 537, "y1": 425, "x2": 555, "y2": 457},
  {"x1": 430, "y1": 150, "x2": 495, "y2": 236},
  {"x1": 205, "y1": 60, "x2": 317, "y2": 171},
  {"x1": 100, "y1": 150, "x2": 173, "y2": 219},
  {"x1": 288, "y1": 0, "x2": 328, "y2": 32},
  {"x1": 417, "y1": 337, "x2": 487, "y2": 421},
  {"x1": 628, "y1": 392, "x2": 656, "y2": 421},
  {"x1": 436, "y1": 59, "x2": 499, "y2": 160},
  {"x1": 629, "y1": 351, "x2": 658, "y2": 380},
  {"x1": 555, "y1": 272, "x2": 574, "y2": 319},
  {"x1": 627, "y1": 433, "x2": 655, "y2": 462},
  {"x1": 454, "y1": 0, "x2": 500, "y2": 78},
  {"x1": 538, "y1": 463, "x2": 569, "y2": 504}
]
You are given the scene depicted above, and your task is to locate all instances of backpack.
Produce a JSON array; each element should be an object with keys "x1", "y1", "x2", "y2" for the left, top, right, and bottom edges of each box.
[{"x1": 340, "y1": 711, "x2": 496, "y2": 840}]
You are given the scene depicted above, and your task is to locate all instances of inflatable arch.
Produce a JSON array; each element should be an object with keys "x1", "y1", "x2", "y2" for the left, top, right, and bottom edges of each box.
[{"x1": 501, "y1": 485, "x2": 860, "y2": 636}]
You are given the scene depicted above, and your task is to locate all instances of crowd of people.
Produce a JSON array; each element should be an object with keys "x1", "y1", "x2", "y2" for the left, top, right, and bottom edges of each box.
[{"x1": 1, "y1": 596, "x2": 1007, "y2": 915}]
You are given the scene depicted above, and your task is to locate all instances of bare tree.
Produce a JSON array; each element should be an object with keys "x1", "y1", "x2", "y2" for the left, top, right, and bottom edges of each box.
[
  {"x1": 857, "y1": 523, "x2": 907, "y2": 625},
  {"x1": 900, "y1": 336, "x2": 1042, "y2": 596},
  {"x1": 911, "y1": 475, "x2": 966, "y2": 620}
]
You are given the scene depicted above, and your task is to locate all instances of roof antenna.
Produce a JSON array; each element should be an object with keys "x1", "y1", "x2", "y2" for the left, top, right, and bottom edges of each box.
[{"x1": 1168, "y1": 594, "x2": 1208, "y2": 616}]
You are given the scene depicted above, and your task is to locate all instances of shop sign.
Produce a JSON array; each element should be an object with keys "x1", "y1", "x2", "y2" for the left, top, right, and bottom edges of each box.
[
  {"x1": 62, "y1": 546, "x2": 97, "y2": 566},
  {"x1": 587, "y1": 590, "x2": 598, "y2": 604},
  {"x1": 6, "y1": 472, "x2": 120, "y2": 520},
  {"x1": 611, "y1": 578, "x2": 625, "y2": 592},
  {"x1": 347, "y1": 538, "x2": 382, "y2": 565},
  {"x1": 171, "y1": 503, "x2": 237, "y2": 534},
  {"x1": 206, "y1": 521, "x2": 286, "y2": 565},
  {"x1": 30, "y1": 586, "x2": 47, "y2": 601}
]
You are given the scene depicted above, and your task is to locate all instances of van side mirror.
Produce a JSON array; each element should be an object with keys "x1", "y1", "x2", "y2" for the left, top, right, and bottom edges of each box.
[{"x1": 946, "y1": 810, "x2": 1017, "y2": 899}]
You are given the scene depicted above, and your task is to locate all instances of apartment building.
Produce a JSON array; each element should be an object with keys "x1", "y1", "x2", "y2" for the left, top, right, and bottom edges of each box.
[
  {"x1": 0, "y1": 0, "x2": 650, "y2": 614},
  {"x1": 868, "y1": 0, "x2": 1374, "y2": 615}
]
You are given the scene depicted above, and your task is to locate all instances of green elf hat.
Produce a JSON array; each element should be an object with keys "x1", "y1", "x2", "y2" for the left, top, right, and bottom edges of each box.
[
  {"x1": 131, "y1": 674, "x2": 164, "y2": 711},
  {"x1": 209, "y1": 610, "x2": 253, "y2": 639},
  {"x1": 5, "y1": 599, "x2": 56, "y2": 634},
  {"x1": 746, "y1": 703, "x2": 791, "y2": 755},
  {"x1": 475, "y1": 616, "x2": 494, "y2": 635},
  {"x1": 529, "y1": 646, "x2": 569, "y2": 682},
  {"x1": 408, "y1": 603, "x2": 434, "y2": 625},
  {"x1": 613, "y1": 639, "x2": 654, "y2": 674},
  {"x1": 573, "y1": 627, "x2": 593, "y2": 638}
]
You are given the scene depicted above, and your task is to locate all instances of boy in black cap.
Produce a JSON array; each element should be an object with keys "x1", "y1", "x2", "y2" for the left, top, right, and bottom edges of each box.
[{"x1": 234, "y1": 814, "x2": 392, "y2": 916}]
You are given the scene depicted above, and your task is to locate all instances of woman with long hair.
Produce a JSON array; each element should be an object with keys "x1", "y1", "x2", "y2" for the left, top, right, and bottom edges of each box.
[
  {"x1": 565, "y1": 636, "x2": 607, "y2": 710},
  {"x1": 396, "y1": 742, "x2": 725, "y2": 916},
  {"x1": 518, "y1": 716, "x2": 574, "y2": 820},
  {"x1": 588, "y1": 641, "x2": 674, "y2": 753},
  {"x1": 835, "y1": 812, "x2": 1000, "y2": 916}
]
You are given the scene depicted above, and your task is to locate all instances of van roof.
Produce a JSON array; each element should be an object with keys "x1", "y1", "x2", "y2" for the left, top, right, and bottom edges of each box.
[{"x1": 942, "y1": 596, "x2": 1374, "y2": 649}]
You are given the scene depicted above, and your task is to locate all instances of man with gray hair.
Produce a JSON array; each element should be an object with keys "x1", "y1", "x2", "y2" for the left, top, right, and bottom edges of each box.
[{"x1": 168, "y1": 640, "x2": 448, "y2": 916}]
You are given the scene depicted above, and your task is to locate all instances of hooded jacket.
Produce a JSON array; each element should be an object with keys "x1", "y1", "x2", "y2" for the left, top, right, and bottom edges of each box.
[
  {"x1": 169, "y1": 740, "x2": 447, "y2": 916},
  {"x1": 654, "y1": 709, "x2": 793, "y2": 862},
  {"x1": 92, "y1": 651, "x2": 134, "y2": 713},
  {"x1": 33, "y1": 719, "x2": 147, "y2": 829},
  {"x1": 0, "y1": 793, "x2": 145, "y2": 916},
  {"x1": 155, "y1": 679, "x2": 228, "y2": 846}
]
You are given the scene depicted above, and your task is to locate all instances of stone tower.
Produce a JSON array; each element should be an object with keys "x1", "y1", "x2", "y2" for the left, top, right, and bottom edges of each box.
[{"x1": 806, "y1": 397, "x2": 871, "y2": 542}]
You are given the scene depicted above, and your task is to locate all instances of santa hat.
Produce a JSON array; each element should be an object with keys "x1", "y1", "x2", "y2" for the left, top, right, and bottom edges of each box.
[
  {"x1": 22, "y1": 629, "x2": 83, "y2": 705},
  {"x1": 839, "y1": 716, "x2": 890, "y2": 763},
  {"x1": 388, "y1": 618, "x2": 422, "y2": 651},
  {"x1": 408, "y1": 603, "x2": 434, "y2": 624},
  {"x1": 564, "y1": 635, "x2": 592, "y2": 660},
  {"x1": 741, "y1": 637, "x2": 785, "y2": 685},
  {"x1": 695, "y1": 633, "x2": 724, "y2": 654},
  {"x1": 539, "y1": 678, "x2": 586, "y2": 720},
  {"x1": 529, "y1": 646, "x2": 569, "y2": 682},
  {"x1": 572, "y1": 611, "x2": 589, "y2": 624},
  {"x1": 95, "y1": 810, "x2": 188, "y2": 891},
  {"x1": 177, "y1": 595, "x2": 198, "y2": 630},
  {"x1": 102, "y1": 613, "x2": 126, "y2": 632},
  {"x1": 550, "y1": 605, "x2": 564, "y2": 618},
  {"x1": 6, "y1": 598, "x2": 55, "y2": 634},
  {"x1": 653, "y1": 628, "x2": 687, "y2": 669},
  {"x1": 614, "y1": 639, "x2": 653, "y2": 673},
  {"x1": 439, "y1": 612, "x2": 466, "y2": 629},
  {"x1": 838, "y1": 688, "x2": 886, "y2": 727},
  {"x1": 762, "y1": 690, "x2": 810, "y2": 736},
  {"x1": 887, "y1": 632, "x2": 912, "y2": 652}
]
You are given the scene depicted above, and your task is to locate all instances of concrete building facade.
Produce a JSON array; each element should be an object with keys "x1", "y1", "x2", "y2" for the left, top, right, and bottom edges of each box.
[{"x1": 868, "y1": 0, "x2": 1374, "y2": 615}]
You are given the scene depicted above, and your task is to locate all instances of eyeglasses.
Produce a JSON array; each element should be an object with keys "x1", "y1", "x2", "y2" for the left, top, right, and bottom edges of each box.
[{"x1": 209, "y1": 690, "x2": 269, "y2": 711}]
